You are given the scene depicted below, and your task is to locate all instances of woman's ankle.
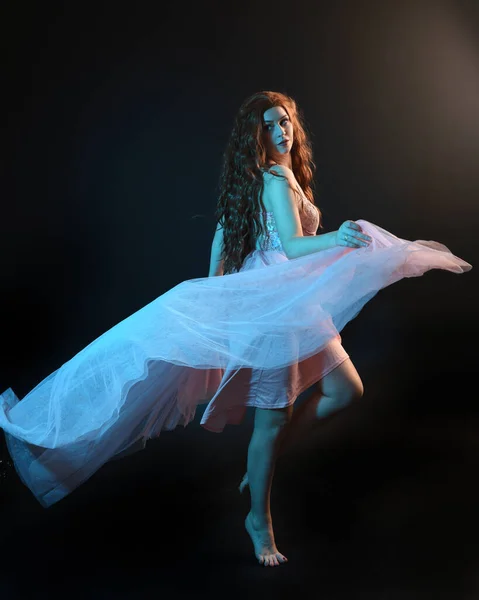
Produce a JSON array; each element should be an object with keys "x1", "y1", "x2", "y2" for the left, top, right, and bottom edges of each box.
[{"x1": 249, "y1": 510, "x2": 273, "y2": 529}]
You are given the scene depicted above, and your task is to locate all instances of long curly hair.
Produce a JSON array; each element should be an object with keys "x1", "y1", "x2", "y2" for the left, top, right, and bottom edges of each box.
[{"x1": 214, "y1": 90, "x2": 324, "y2": 275}]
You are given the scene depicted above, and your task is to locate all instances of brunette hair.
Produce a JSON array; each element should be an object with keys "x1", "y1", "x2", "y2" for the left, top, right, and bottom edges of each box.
[{"x1": 214, "y1": 90, "x2": 323, "y2": 274}]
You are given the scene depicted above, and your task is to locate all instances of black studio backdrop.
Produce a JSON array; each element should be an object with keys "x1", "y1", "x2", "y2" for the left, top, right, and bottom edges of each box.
[
  {"x1": 1, "y1": 0, "x2": 478, "y2": 467},
  {"x1": 1, "y1": 5, "x2": 479, "y2": 598}
]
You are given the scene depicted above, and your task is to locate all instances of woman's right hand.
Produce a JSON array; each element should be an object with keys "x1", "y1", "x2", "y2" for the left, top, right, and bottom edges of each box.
[{"x1": 335, "y1": 220, "x2": 373, "y2": 248}]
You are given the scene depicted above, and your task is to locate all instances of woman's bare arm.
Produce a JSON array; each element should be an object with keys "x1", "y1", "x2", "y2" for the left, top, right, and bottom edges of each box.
[
  {"x1": 264, "y1": 165, "x2": 338, "y2": 259},
  {"x1": 208, "y1": 221, "x2": 224, "y2": 277}
]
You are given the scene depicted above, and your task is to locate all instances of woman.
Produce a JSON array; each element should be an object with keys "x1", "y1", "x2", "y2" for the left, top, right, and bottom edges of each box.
[
  {"x1": 0, "y1": 91, "x2": 471, "y2": 567},
  {"x1": 210, "y1": 91, "x2": 375, "y2": 566}
]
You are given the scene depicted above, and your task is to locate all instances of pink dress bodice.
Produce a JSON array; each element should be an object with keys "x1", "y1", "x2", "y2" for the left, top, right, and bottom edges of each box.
[{"x1": 255, "y1": 196, "x2": 320, "y2": 252}]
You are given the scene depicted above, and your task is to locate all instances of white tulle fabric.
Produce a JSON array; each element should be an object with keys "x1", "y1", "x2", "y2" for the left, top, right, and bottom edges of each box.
[{"x1": 0, "y1": 218, "x2": 472, "y2": 507}]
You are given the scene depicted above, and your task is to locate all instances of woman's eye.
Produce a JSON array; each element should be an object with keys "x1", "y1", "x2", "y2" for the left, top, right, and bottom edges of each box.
[{"x1": 264, "y1": 120, "x2": 288, "y2": 131}]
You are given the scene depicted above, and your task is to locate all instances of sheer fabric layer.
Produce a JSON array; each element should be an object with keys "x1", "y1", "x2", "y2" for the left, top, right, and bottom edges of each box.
[{"x1": 0, "y1": 220, "x2": 472, "y2": 507}]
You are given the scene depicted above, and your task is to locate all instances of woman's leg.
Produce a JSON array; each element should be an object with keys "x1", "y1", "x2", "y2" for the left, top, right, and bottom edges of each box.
[
  {"x1": 245, "y1": 405, "x2": 293, "y2": 566},
  {"x1": 242, "y1": 358, "x2": 363, "y2": 565},
  {"x1": 247, "y1": 405, "x2": 293, "y2": 525},
  {"x1": 279, "y1": 358, "x2": 364, "y2": 458},
  {"x1": 239, "y1": 358, "x2": 364, "y2": 490}
]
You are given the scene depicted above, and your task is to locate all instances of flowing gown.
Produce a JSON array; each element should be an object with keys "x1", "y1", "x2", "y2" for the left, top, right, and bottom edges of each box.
[{"x1": 0, "y1": 192, "x2": 472, "y2": 507}]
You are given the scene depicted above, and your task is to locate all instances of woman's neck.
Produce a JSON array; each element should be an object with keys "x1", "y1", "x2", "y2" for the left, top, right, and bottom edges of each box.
[{"x1": 266, "y1": 157, "x2": 292, "y2": 169}]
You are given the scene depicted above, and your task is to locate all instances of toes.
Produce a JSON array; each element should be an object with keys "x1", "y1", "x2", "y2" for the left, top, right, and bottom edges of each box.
[
  {"x1": 259, "y1": 553, "x2": 288, "y2": 566},
  {"x1": 258, "y1": 552, "x2": 288, "y2": 566},
  {"x1": 262, "y1": 555, "x2": 281, "y2": 567},
  {"x1": 239, "y1": 476, "x2": 249, "y2": 493}
]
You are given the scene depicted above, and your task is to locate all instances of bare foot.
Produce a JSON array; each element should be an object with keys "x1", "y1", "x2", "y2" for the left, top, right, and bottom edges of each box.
[
  {"x1": 239, "y1": 473, "x2": 249, "y2": 494},
  {"x1": 245, "y1": 511, "x2": 288, "y2": 567}
]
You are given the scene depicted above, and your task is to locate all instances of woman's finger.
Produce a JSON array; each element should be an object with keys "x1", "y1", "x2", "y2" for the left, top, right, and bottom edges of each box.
[
  {"x1": 343, "y1": 233, "x2": 360, "y2": 247},
  {"x1": 349, "y1": 227, "x2": 372, "y2": 242},
  {"x1": 344, "y1": 232, "x2": 369, "y2": 247}
]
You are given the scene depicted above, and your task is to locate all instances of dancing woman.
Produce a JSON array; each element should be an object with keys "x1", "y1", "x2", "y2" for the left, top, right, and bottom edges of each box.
[
  {"x1": 0, "y1": 91, "x2": 471, "y2": 568},
  {"x1": 210, "y1": 91, "x2": 373, "y2": 566}
]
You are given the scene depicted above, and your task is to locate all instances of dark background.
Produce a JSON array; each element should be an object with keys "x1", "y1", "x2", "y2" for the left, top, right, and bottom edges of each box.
[{"x1": 1, "y1": 1, "x2": 478, "y2": 598}]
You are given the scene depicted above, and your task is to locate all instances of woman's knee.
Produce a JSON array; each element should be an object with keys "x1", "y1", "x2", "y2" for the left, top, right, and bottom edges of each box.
[
  {"x1": 328, "y1": 379, "x2": 364, "y2": 406},
  {"x1": 344, "y1": 377, "x2": 364, "y2": 403},
  {"x1": 317, "y1": 358, "x2": 364, "y2": 404},
  {"x1": 313, "y1": 379, "x2": 363, "y2": 419}
]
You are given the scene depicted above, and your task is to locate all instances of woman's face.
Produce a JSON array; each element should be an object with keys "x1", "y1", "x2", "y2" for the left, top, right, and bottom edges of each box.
[{"x1": 262, "y1": 106, "x2": 294, "y2": 161}]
